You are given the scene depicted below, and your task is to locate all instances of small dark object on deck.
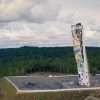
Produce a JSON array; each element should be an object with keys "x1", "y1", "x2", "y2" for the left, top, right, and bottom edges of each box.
[{"x1": 27, "y1": 82, "x2": 34, "y2": 86}]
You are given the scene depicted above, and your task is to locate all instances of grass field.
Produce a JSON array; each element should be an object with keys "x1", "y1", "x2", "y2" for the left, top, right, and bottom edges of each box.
[{"x1": 0, "y1": 78, "x2": 100, "y2": 100}]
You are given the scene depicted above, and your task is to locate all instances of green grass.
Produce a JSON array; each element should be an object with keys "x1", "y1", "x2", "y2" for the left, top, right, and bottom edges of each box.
[
  {"x1": 0, "y1": 78, "x2": 100, "y2": 100},
  {"x1": 16, "y1": 90, "x2": 100, "y2": 100},
  {"x1": 0, "y1": 78, "x2": 17, "y2": 100}
]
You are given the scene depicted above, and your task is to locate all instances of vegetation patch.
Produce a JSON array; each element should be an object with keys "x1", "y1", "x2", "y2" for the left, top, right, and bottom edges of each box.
[
  {"x1": 0, "y1": 47, "x2": 100, "y2": 77},
  {"x1": 0, "y1": 78, "x2": 16, "y2": 100}
]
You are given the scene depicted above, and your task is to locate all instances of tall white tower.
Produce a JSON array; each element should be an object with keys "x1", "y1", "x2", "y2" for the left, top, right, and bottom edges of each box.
[{"x1": 71, "y1": 23, "x2": 90, "y2": 86}]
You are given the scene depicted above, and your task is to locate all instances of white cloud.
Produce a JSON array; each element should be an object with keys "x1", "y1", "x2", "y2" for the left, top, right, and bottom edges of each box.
[
  {"x1": 0, "y1": 0, "x2": 46, "y2": 22},
  {"x1": 0, "y1": 0, "x2": 100, "y2": 48}
]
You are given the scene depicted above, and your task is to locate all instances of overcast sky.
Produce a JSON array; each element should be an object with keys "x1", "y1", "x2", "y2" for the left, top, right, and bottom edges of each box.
[{"x1": 0, "y1": 0, "x2": 100, "y2": 48}]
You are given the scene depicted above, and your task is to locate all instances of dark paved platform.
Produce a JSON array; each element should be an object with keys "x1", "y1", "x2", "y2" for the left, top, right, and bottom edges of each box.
[{"x1": 5, "y1": 75, "x2": 100, "y2": 90}]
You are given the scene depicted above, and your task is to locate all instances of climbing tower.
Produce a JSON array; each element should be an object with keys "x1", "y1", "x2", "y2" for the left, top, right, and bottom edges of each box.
[{"x1": 71, "y1": 23, "x2": 90, "y2": 86}]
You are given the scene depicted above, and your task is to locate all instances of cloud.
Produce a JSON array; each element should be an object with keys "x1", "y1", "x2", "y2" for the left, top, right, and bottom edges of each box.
[
  {"x1": 0, "y1": 0, "x2": 46, "y2": 22},
  {"x1": 0, "y1": 0, "x2": 100, "y2": 23},
  {"x1": 0, "y1": 0, "x2": 100, "y2": 48},
  {"x1": 0, "y1": 22, "x2": 72, "y2": 48},
  {"x1": 0, "y1": 0, "x2": 59, "y2": 23}
]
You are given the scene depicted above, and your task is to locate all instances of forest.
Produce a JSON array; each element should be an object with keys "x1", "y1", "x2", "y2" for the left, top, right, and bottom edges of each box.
[{"x1": 0, "y1": 46, "x2": 100, "y2": 77}]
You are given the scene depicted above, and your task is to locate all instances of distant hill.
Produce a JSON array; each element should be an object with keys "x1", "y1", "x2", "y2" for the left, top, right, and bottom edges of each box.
[{"x1": 0, "y1": 46, "x2": 100, "y2": 77}]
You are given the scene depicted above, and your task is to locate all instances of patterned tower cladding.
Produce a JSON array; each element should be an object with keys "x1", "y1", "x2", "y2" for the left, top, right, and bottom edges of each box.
[{"x1": 71, "y1": 23, "x2": 90, "y2": 86}]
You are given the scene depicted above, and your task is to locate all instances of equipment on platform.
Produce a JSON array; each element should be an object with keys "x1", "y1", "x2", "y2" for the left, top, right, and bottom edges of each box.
[{"x1": 71, "y1": 23, "x2": 90, "y2": 86}]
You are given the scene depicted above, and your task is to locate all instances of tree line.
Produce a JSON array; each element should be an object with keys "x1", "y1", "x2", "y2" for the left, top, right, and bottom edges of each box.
[{"x1": 0, "y1": 46, "x2": 100, "y2": 77}]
